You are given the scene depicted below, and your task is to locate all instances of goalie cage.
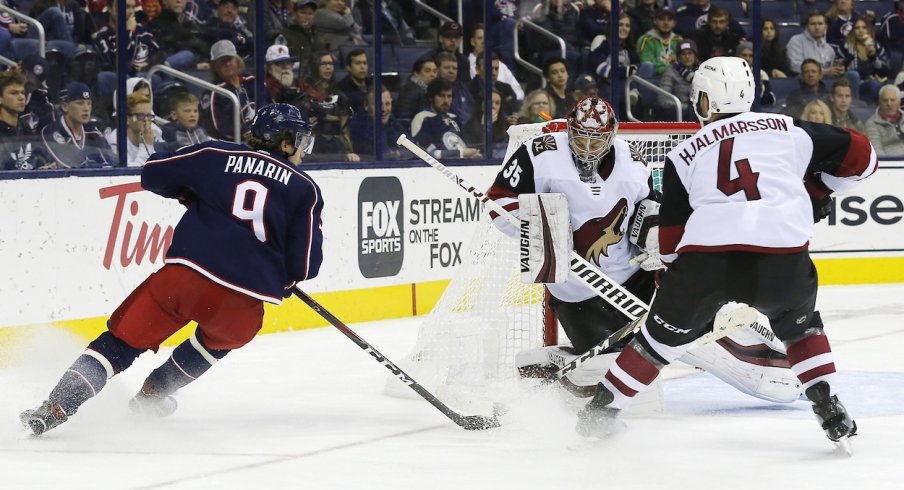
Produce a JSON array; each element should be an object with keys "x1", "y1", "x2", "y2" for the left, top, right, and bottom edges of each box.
[{"x1": 384, "y1": 122, "x2": 701, "y2": 412}]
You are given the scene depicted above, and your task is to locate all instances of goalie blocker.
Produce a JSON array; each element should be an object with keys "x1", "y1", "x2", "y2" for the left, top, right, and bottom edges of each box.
[{"x1": 519, "y1": 193, "x2": 573, "y2": 284}]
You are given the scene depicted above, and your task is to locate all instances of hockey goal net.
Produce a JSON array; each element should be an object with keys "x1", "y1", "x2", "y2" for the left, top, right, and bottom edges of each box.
[{"x1": 385, "y1": 122, "x2": 700, "y2": 409}]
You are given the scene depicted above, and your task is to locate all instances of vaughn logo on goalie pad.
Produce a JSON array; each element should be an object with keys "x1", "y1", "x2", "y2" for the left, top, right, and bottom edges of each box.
[{"x1": 358, "y1": 176, "x2": 404, "y2": 278}]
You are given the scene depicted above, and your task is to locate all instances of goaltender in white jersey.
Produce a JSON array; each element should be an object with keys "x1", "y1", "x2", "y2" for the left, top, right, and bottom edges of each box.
[{"x1": 487, "y1": 96, "x2": 802, "y2": 405}]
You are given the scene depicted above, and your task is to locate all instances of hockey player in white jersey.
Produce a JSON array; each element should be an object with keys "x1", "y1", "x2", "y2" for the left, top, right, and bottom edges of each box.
[
  {"x1": 487, "y1": 96, "x2": 802, "y2": 405},
  {"x1": 576, "y1": 58, "x2": 877, "y2": 451}
]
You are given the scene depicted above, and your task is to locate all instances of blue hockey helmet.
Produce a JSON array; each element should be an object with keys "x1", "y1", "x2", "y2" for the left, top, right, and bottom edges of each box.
[{"x1": 250, "y1": 103, "x2": 315, "y2": 155}]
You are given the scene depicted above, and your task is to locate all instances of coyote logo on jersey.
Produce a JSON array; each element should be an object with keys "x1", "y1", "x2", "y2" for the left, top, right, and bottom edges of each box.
[{"x1": 573, "y1": 198, "x2": 628, "y2": 264}]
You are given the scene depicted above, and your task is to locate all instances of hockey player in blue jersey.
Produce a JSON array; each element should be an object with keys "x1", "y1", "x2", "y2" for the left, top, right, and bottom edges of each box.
[{"x1": 20, "y1": 103, "x2": 324, "y2": 436}]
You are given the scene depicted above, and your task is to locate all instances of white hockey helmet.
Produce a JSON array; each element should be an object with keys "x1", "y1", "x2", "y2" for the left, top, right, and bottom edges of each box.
[
  {"x1": 690, "y1": 56, "x2": 755, "y2": 123},
  {"x1": 567, "y1": 96, "x2": 618, "y2": 182}
]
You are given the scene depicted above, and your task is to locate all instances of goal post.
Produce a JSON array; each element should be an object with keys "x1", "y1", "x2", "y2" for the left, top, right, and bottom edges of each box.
[{"x1": 384, "y1": 121, "x2": 700, "y2": 409}]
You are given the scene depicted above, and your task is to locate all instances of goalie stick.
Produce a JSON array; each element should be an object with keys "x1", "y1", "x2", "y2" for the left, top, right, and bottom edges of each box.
[
  {"x1": 292, "y1": 287, "x2": 501, "y2": 430},
  {"x1": 396, "y1": 135, "x2": 754, "y2": 382}
]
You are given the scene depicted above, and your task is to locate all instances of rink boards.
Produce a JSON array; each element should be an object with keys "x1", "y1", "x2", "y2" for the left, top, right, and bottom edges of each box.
[{"x1": 1, "y1": 163, "x2": 903, "y2": 345}]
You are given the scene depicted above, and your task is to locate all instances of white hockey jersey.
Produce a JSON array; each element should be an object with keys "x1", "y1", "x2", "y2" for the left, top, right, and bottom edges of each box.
[
  {"x1": 661, "y1": 112, "x2": 878, "y2": 262},
  {"x1": 487, "y1": 130, "x2": 653, "y2": 302}
]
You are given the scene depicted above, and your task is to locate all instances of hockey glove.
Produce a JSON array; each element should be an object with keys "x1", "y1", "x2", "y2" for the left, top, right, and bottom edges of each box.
[
  {"x1": 803, "y1": 172, "x2": 833, "y2": 223},
  {"x1": 628, "y1": 199, "x2": 664, "y2": 271}
]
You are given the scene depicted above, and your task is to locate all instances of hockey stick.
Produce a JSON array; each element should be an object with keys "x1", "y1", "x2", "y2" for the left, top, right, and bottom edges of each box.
[
  {"x1": 292, "y1": 287, "x2": 500, "y2": 430},
  {"x1": 397, "y1": 134, "x2": 648, "y2": 321}
]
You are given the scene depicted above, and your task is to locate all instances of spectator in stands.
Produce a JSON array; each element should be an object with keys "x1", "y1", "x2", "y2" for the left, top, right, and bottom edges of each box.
[
  {"x1": 352, "y1": 0, "x2": 415, "y2": 46},
  {"x1": 336, "y1": 47, "x2": 371, "y2": 116},
  {"x1": 785, "y1": 58, "x2": 830, "y2": 118},
  {"x1": 828, "y1": 78, "x2": 863, "y2": 130},
  {"x1": 877, "y1": 1, "x2": 904, "y2": 79},
  {"x1": 314, "y1": 0, "x2": 364, "y2": 55},
  {"x1": 657, "y1": 38, "x2": 698, "y2": 121},
  {"x1": 160, "y1": 91, "x2": 211, "y2": 150},
  {"x1": 863, "y1": 84, "x2": 904, "y2": 156},
  {"x1": 106, "y1": 92, "x2": 164, "y2": 167},
  {"x1": 516, "y1": 88, "x2": 555, "y2": 124},
  {"x1": 836, "y1": 18, "x2": 890, "y2": 104},
  {"x1": 94, "y1": 0, "x2": 167, "y2": 97},
  {"x1": 737, "y1": 41, "x2": 776, "y2": 107},
  {"x1": 674, "y1": 0, "x2": 745, "y2": 39},
  {"x1": 429, "y1": 21, "x2": 469, "y2": 83},
  {"x1": 578, "y1": 0, "x2": 612, "y2": 49},
  {"x1": 761, "y1": 18, "x2": 789, "y2": 79},
  {"x1": 788, "y1": 11, "x2": 845, "y2": 77},
  {"x1": 13, "y1": 0, "x2": 95, "y2": 59},
  {"x1": 468, "y1": 51, "x2": 519, "y2": 121},
  {"x1": 543, "y1": 57, "x2": 573, "y2": 119},
  {"x1": 468, "y1": 23, "x2": 523, "y2": 100},
  {"x1": 307, "y1": 97, "x2": 358, "y2": 162},
  {"x1": 628, "y1": 0, "x2": 659, "y2": 39},
  {"x1": 1, "y1": 0, "x2": 26, "y2": 56},
  {"x1": 19, "y1": 54, "x2": 56, "y2": 133},
  {"x1": 279, "y1": 0, "x2": 324, "y2": 70},
  {"x1": 149, "y1": 0, "x2": 210, "y2": 70},
  {"x1": 305, "y1": 50, "x2": 340, "y2": 96},
  {"x1": 412, "y1": 78, "x2": 481, "y2": 159},
  {"x1": 205, "y1": 40, "x2": 259, "y2": 141},
  {"x1": 263, "y1": 43, "x2": 319, "y2": 107},
  {"x1": 249, "y1": 0, "x2": 292, "y2": 42},
  {"x1": 592, "y1": 12, "x2": 641, "y2": 109},
  {"x1": 800, "y1": 99, "x2": 833, "y2": 124},
  {"x1": 347, "y1": 85, "x2": 410, "y2": 160},
  {"x1": 437, "y1": 51, "x2": 475, "y2": 128},
  {"x1": 689, "y1": 7, "x2": 740, "y2": 61},
  {"x1": 573, "y1": 74, "x2": 599, "y2": 100},
  {"x1": 487, "y1": 0, "x2": 518, "y2": 67},
  {"x1": 825, "y1": 0, "x2": 875, "y2": 46},
  {"x1": 636, "y1": 6, "x2": 682, "y2": 77},
  {"x1": 463, "y1": 88, "x2": 509, "y2": 159},
  {"x1": 395, "y1": 56, "x2": 437, "y2": 123},
  {"x1": 0, "y1": 69, "x2": 49, "y2": 170},
  {"x1": 203, "y1": 0, "x2": 255, "y2": 60},
  {"x1": 41, "y1": 82, "x2": 116, "y2": 168}
]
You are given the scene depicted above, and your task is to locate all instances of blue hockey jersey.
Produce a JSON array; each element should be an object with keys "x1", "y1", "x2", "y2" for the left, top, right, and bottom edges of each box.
[{"x1": 142, "y1": 140, "x2": 324, "y2": 304}]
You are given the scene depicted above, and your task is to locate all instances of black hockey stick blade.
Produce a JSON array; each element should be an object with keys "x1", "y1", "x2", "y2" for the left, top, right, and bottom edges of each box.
[{"x1": 292, "y1": 287, "x2": 500, "y2": 430}]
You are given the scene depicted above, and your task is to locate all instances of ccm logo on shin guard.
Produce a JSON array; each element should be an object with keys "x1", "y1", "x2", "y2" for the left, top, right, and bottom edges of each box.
[{"x1": 653, "y1": 314, "x2": 691, "y2": 334}]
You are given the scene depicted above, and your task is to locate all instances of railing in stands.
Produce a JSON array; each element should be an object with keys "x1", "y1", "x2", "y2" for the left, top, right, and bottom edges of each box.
[
  {"x1": 514, "y1": 19, "x2": 566, "y2": 89},
  {"x1": 146, "y1": 65, "x2": 243, "y2": 144},
  {"x1": 625, "y1": 75, "x2": 684, "y2": 123},
  {"x1": 0, "y1": 4, "x2": 45, "y2": 57}
]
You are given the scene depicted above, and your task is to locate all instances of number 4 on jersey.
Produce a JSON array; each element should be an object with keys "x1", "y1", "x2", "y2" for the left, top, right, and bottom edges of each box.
[{"x1": 717, "y1": 137, "x2": 761, "y2": 201}]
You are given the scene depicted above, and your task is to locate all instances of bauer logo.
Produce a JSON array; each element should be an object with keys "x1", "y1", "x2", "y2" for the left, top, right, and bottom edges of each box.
[{"x1": 358, "y1": 177, "x2": 404, "y2": 278}]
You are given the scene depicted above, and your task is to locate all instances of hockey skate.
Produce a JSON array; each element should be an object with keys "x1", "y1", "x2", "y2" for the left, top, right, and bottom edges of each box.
[
  {"x1": 575, "y1": 383, "x2": 625, "y2": 439},
  {"x1": 129, "y1": 382, "x2": 178, "y2": 418},
  {"x1": 805, "y1": 381, "x2": 857, "y2": 455},
  {"x1": 20, "y1": 400, "x2": 68, "y2": 436}
]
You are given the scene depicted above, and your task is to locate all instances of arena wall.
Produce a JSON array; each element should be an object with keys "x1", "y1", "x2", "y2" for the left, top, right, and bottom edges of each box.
[{"x1": 1, "y1": 163, "x2": 902, "y2": 346}]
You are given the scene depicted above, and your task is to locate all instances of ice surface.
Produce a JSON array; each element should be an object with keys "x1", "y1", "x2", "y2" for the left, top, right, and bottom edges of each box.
[{"x1": 2, "y1": 284, "x2": 902, "y2": 489}]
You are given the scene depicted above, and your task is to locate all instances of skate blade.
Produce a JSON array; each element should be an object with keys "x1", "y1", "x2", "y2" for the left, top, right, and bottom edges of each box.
[{"x1": 833, "y1": 436, "x2": 854, "y2": 457}]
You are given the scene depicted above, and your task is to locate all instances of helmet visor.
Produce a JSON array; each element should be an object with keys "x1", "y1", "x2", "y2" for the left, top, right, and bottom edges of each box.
[{"x1": 294, "y1": 129, "x2": 315, "y2": 155}]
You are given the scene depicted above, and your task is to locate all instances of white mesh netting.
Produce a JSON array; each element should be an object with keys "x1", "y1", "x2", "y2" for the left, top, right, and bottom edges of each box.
[{"x1": 384, "y1": 122, "x2": 699, "y2": 412}]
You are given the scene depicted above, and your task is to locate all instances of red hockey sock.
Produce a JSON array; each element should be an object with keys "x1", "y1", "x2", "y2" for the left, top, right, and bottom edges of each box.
[
  {"x1": 786, "y1": 333, "x2": 837, "y2": 393},
  {"x1": 602, "y1": 345, "x2": 663, "y2": 410}
]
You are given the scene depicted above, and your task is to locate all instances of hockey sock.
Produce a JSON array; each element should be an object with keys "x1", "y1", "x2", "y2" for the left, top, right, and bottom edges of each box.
[
  {"x1": 601, "y1": 339, "x2": 664, "y2": 410},
  {"x1": 786, "y1": 332, "x2": 837, "y2": 395},
  {"x1": 143, "y1": 330, "x2": 230, "y2": 396},
  {"x1": 49, "y1": 332, "x2": 146, "y2": 415}
]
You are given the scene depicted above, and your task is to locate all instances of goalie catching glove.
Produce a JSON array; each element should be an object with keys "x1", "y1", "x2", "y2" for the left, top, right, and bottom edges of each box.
[
  {"x1": 628, "y1": 198, "x2": 663, "y2": 271},
  {"x1": 519, "y1": 193, "x2": 573, "y2": 284}
]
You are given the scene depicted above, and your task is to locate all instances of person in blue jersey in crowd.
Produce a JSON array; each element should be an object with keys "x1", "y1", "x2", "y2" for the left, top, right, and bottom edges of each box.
[
  {"x1": 21, "y1": 103, "x2": 324, "y2": 436},
  {"x1": 40, "y1": 81, "x2": 117, "y2": 168}
]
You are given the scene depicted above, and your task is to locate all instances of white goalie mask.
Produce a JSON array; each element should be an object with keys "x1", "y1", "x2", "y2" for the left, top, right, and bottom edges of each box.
[
  {"x1": 690, "y1": 56, "x2": 755, "y2": 123},
  {"x1": 567, "y1": 96, "x2": 618, "y2": 182}
]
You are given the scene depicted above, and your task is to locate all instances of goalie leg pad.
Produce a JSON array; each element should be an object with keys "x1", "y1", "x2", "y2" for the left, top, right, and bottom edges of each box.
[
  {"x1": 679, "y1": 313, "x2": 802, "y2": 403},
  {"x1": 518, "y1": 193, "x2": 573, "y2": 284}
]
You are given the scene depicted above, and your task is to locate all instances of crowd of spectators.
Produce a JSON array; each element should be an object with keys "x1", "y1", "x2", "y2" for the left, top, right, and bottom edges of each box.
[{"x1": 5, "y1": 0, "x2": 904, "y2": 170}]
